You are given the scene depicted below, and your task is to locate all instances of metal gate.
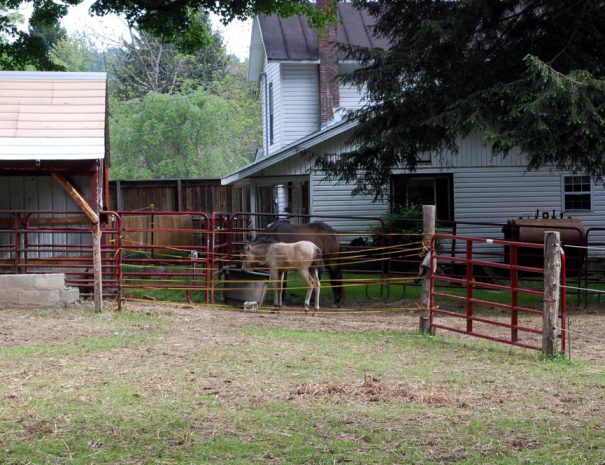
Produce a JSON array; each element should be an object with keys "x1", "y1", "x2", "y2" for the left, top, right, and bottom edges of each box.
[{"x1": 429, "y1": 234, "x2": 567, "y2": 352}]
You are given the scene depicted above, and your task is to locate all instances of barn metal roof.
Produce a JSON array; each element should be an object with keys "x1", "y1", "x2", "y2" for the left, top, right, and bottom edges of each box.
[
  {"x1": 258, "y1": 3, "x2": 389, "y2": 61},
  {"x1": 0, "y1": 71, "x2": 107, "y2": 160}
]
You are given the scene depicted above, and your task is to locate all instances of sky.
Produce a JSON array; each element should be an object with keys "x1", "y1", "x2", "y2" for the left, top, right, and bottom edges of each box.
[{"x1": 59, "y1": 0, "x2": 252, "y2": 61}]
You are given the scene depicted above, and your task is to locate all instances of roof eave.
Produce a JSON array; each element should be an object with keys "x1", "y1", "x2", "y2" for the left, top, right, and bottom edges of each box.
[
  {"x1": 221, "y1": 119, "x2": 359, "y2": 185},
  {"x1": 248, "y1": 17, "x2": 268, "y2": 82}
]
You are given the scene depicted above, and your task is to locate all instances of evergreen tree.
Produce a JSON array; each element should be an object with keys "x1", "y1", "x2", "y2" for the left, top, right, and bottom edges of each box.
[{"x1": 318, "y1": 0, "x2": 605, "y2": 198}]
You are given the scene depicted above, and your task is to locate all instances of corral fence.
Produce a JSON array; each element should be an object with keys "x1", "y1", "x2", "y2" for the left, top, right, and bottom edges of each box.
[
  {"x1": 0, "y1": 209, "x2": 599, "y2": 303},
  {"x1": 0, "y1": 209, "x2": 584, "y2": 354},
  {"x1": 429, "y1": 233, "x2": 567, "y2": 353}
]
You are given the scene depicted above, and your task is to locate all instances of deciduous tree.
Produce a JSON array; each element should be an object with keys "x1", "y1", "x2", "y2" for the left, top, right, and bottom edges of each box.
[{"x1": 1, "y1": 0, "x2": 319, "y2": 69}]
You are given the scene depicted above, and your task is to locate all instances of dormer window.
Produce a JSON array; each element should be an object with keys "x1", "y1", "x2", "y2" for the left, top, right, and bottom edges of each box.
[{"x1": 269, "y1": 82, "x2": 274, "y2": 145}]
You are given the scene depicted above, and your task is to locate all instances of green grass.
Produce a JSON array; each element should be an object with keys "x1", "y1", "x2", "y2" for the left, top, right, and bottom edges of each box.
[{"x1": 0, "y1": 307, "x2": 602, "y2": 464}]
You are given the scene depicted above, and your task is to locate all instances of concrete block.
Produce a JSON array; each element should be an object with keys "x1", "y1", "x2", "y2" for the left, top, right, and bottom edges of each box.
[
  {"x1": 16, "y1": 290, "x2": 46, "y2": 306},
  {"x1": 0, "y1": 274, "x2": 37, "y2": 290},
  {"x1": 60, "y1": 287, "x2": 80, "y2": 305},
  {"x1": 34, "y1": 273, "x2": 66, "y2": 290},
  {"x1": 0, "y1": 273, "x2": 80, "y2": 309}
]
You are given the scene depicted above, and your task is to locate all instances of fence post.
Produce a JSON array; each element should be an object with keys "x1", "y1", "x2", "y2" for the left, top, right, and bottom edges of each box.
[
  {"x1": 92, "y1": 223, "x2": 103, "y2": 313},
  {"x1": 543, "y1": 231, "x2": 561, "y2": 357},
  {"x1": 419, "y1": 205, "x2": 436, "y2": 334}
]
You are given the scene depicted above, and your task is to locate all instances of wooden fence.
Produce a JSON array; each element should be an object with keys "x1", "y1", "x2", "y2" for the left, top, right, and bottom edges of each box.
[{"x1": 109, "y1": 179, "x2": 239, "y2": 213}]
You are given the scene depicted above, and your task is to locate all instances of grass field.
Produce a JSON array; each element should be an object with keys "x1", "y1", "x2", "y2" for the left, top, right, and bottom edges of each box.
[{"x1": 1, "y1": 305, "x2": 603, "y2": 464}]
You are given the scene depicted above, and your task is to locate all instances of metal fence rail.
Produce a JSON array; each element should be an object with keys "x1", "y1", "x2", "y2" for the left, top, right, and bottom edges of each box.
[{"x1": 429, "y1": 233, "x2": 567, "y2": 353}]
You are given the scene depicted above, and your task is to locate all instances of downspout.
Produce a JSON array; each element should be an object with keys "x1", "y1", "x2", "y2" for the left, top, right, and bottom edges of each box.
[{"x1": 259, "y1": 72, "x2": 269, "y2": 157}]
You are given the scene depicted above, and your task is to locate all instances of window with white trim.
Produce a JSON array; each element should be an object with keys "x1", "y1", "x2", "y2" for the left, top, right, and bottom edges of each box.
[{"x1": 563, "y1": 175, "x2": 591, "y2": 211}]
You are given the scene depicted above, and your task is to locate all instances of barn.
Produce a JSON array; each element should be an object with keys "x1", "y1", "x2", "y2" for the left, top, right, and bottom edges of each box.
[{"x1": 0, "y1": 71, "x2": 108, "y2": 308}]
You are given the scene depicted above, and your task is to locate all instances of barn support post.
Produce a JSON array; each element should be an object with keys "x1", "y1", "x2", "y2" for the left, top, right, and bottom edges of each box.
[
  {"x1": 419, "y1": 205, "x2": 436, "y2": 334},
  {"x1": 543, "y1": 231, "x2": 561, "y2": 357},
  {"x1": 51, "y1": 172, "x2": 103, "y2": 312}
]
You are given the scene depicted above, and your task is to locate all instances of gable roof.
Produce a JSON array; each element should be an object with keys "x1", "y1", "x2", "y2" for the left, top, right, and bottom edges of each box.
[
  {"x1": 0, "y1": 71, "x2": 107, "y2": 160},
  {"x1": 258, "y1": 3, "x2": 388, "y2": 62}
]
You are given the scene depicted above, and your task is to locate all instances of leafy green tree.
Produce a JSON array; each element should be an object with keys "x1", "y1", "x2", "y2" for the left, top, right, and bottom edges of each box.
[
  {"x1": 49, "y1": 33, "x2": 96, "y2": 71},
  {"x1": 318, "y1": 0, "x2": 605, "y2": 198},
  {"x1": 0, "y1": 3, "x2": 65, "y2": 70},
  {"x1": 1, "y1": 1, "x2": 320, "y2": 69},
  {"x1": 109, "y1": 80, "x2": 261, "y2": 179}
]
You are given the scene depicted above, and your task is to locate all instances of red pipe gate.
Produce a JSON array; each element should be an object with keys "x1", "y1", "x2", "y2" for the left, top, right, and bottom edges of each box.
[{"x1": 429, "y1": 234, "x2": 567, "y2": 352}]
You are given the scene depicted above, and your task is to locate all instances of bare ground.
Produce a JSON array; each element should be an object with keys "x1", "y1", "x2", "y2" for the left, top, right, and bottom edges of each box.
[{"x1": 1, "y1": 302, "x2": 603, "y2": 362}]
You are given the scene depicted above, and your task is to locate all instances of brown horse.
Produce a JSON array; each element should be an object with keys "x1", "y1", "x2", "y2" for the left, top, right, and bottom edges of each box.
[
  {"x1": 242, "y1": 240, "x2": 323, "y2": 311},
  {"x1": 255, "y1": 221, "x2": 342, "y2": 306}
]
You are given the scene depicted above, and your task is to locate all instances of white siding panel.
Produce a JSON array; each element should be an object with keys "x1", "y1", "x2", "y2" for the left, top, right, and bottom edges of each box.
[
  {"x1": 266, "y1": 62, "x2": 282, "y2": 155},
  {"x1": 339, "y1": 83, "x2": 365, "y2": 110},
  {"x1": 281, "y1": 64, "x2": 319, "y2": 146}
]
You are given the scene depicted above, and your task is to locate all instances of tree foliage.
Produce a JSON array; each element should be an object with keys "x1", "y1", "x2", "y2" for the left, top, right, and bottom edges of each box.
[
  {"x1": 1, "y1": 0, "x2": 319, "y2": 69},
  {"x1": 49, "y1": 33, "x2": 96, "y2": 71},
  {"x1": 318, "y1": 0, "x2": 605, "y2": 198},
  {"x1": 112, "y1": 14, "x2": 227, "y2": 99},
  {"x1": 110, "y1": 65, "x2": 261, "y2": 180}
]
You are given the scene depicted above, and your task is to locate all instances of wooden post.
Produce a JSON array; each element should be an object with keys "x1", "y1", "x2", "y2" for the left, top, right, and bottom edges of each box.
[
  {"x1": 543, "y1": 231, "x2": 561, "y2": 357},
  {"x1": 419, "y1": 205, "x2": 436, "y2": 333},
  {"x1": 92, "y1": 223, "x2": 103, "y2": 312},
  {"x1": 176, "y1": 179, "x2": 183, "y2": 212},
  {"x1": 52, "y1": 172, "x2": 103, "y2": 312}
]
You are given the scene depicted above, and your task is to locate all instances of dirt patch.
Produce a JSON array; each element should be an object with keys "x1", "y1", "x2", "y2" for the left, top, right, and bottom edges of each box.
[
  {"x1": 290, "y1": 375, "x2": 457, "y2": 406},
  {"x1": 1, "y1": 302, "x2": 603, "y2": 363},
  {"x1": 0, "y1": 308, "x2": 113, "y2": 347}
]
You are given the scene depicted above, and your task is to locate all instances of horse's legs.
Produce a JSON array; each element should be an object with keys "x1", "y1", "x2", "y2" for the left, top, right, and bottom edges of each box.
[
  {"x1": 328, "y1": 264, "x2": 342, "y2": 307},
  {"x1": 300, "y1": 268, "x2": 313, "y2": 311},
  {"x1": 278, "y1": 271, "x2": 286, "y2": 307},
  {"x1": 281, "y1": 272, "x2": 289, "y2": 305},
  {"x1": 313, "y1": 269, "x2": 321, "y2": 311},
  {"x1": 271, "y1": 270, "x2": 281, "y2": 309}
]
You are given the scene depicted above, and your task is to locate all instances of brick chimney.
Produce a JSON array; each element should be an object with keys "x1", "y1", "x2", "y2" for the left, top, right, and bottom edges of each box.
[{"x1": 317, "y1": 0, "x2": 339, "y2": 127}]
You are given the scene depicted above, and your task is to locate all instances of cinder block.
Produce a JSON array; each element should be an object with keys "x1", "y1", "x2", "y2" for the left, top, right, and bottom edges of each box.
[
  {"x1": 34, "y1": 273, "x2": 66, "y2": 290},
  {"x1": 0, "y1": 289, "x2": 19, "y2": 307},
  {"x1": 0, "y1": 274, "x2": 37, "y2": 290},
  {"x1": 16, "y1": 289, "x2": 46, "y2": 306},
  {"x1": 0, "y1": 273, "x2": 80, "y2": 309},
  {"x1": 60, "y1": 287, "x2": 80, "y2": 304}
]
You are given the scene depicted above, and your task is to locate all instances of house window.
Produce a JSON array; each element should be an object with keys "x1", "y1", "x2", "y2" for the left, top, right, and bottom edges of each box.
[
  {"x1": 268, "y1": 82, "x2": 274, "y2": 145},
  {"x1": 564, "y1": 175, "x2": 591, "y2": 211},
  {"x1": 391, "y1": 174, "x2": 454, "y2": 221}
]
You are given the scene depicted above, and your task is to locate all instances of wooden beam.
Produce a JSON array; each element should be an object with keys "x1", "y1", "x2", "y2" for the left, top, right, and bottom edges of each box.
[{"x1": 51, "y1": 172, "x2": 99, "y2": 224}]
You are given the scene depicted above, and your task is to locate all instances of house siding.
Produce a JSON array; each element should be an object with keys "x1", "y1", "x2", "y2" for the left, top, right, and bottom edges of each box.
[
  {"x1": 265, "y1": 62, "x2": 282, "y2": 156},
  {"x1": 339, "y1": 83, "x2": 365, "y2": 110},
  {"x1": 253, "y1": 129, "x2": 605, "y2": 250},
  {"x1": 281, "y1": 64, "x2": 320, "y2": 147}
]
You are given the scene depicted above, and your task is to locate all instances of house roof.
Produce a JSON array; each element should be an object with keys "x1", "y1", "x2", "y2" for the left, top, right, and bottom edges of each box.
[
  {"x1": 222, "y1": 119, "x2": 358, "y2": 185},
  {"x1": 0, "y1": 71, "x2": 107, "y2": 160},
  {"x1": 258, "y1": 3, "x2": 388, "y2": 62}
]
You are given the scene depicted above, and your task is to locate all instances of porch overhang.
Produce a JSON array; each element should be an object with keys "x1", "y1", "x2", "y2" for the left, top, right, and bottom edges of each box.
[{"x1": 221, "y1": 119, "x2": 358, "y2": 185}]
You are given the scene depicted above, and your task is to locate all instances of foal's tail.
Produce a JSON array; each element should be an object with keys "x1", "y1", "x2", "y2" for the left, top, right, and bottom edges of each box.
[{"x1": 312, "y1": 246, "x2": 325, "y2": 276}]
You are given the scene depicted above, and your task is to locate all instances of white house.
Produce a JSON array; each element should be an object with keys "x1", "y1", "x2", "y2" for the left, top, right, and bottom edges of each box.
[{"x1": 222, "y1": 2, "x2": 604, "y2": 250}]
